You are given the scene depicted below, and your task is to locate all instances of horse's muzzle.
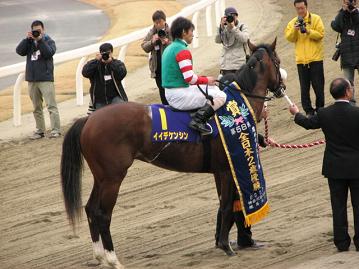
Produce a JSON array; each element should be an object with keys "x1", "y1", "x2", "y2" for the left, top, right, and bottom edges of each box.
[{"x1": 273, "y1": 83, "x2": 286, "y2": 98}]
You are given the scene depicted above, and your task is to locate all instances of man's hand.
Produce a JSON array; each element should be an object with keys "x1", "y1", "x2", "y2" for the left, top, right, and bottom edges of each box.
[
  {"x1": 289, "y1": 104, "x2": 299, "y2": 115},
  {"x1": 96, "y1": 53, "x2": 102, "y2": 61},
  {"x1": 151, "y1": 34, "x2": 159, "y2": 44},
  {"x1": 27, "y1": 31, "x2": 42, "y2": 41},
  {"x1": 27, "y1": 31, "x2": 33, "y2": 39},
  {"x1": 220, "y1": 17, "x2": 227, "y2": 28},
  {"x1": 34, "y1": 34, "x2": 42, "y2": 42},
  {"x1": 207, "y1": 77, "x2": 216, "y2": 85},
  {"x1": 294, "y1": 22, "x2": 301, "y2": 31},
  {"x1": 161, "y1": 37, "x2": 170, "y2": 45}
]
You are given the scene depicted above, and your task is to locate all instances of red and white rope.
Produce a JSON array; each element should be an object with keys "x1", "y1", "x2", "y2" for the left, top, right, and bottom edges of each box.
[{"x1": 263, "y1": 95, "x2": 325, "y2": 149}]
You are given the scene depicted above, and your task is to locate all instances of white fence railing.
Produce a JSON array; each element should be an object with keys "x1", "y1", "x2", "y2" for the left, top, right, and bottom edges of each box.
[{"x1": 0, "y1": 0, "x2": 225, "y2": 126}]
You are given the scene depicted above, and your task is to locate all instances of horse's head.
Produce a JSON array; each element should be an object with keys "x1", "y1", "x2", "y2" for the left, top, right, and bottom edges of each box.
[{"x1": 246, "y1": 38, "x2": 286, "y2": 99}]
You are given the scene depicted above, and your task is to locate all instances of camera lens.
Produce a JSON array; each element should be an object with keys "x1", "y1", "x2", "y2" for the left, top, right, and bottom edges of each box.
[
  {"x1": 226, "y1": 15, "x2": 234, "y2": 23},
  {"x1": 158, "y1": 29, "x2": 166, "y2": 38},
  {"x1": 32, "y1": 30, "x2": 40, "y2": 38},
  {"x1": 101, "y1": 52, "x2": 110, "y2": 61}
]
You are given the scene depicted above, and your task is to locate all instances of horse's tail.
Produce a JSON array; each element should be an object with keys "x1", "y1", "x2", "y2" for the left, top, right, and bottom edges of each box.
[{"x1": 61, "y1": 117, "x2": 88, "y2": 228}]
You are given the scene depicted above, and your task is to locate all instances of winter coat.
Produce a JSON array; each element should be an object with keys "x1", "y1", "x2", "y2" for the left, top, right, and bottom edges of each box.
[
  {"x1": 215, "y1": 21, "x2": 249, "y2": 70},
  {"x1": 285, "y1": 12, "x2": 324, "y2": 65},
  {"x1": 82, "y1": 59, "x2": 128, "y2": 106},
  {"x1": 141, "y1": 24, "x2": 171, "y2": 78},
  {"x1": 16, "y1": 34, "x2": 56, "y2": 82},
  {"x1": 331, "y1": 9, "x2": 359, "y2": 69}
]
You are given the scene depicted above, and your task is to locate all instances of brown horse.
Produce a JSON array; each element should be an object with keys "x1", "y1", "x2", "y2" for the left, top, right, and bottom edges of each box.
[{"x1": 61, "y1": 39, "x2": 285, "y2": 269}]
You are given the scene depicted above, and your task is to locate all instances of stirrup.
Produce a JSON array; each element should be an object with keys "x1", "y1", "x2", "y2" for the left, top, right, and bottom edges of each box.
[{"x1": 189, "y1": 122, "x2": 212, "y2": 135}]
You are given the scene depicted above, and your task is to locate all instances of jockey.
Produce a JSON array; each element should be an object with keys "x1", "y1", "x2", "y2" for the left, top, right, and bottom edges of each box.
[{"x1": 162, "y1": 17, "x2": 227, "y2": 134}]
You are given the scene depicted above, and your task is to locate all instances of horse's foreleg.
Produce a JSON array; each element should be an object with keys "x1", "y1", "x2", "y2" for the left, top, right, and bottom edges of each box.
[
  {"x1": 85, "y1": 181, "x2": 106, "y2": 264},
  {"x1": 217, "y1": 172, "x2": 236, "y2": 256},
  {"x1": 96, "y1": 180, "x2": 124, "y2": 269},
  {"x1": 214, "y1": 172, "x2": 226, "y2": 247},
  {"x1": 234, "y1": 210, "x2": 253, "y2": 247}
]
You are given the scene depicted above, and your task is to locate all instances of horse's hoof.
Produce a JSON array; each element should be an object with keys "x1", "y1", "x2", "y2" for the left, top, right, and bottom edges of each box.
[
  {"x1": 218, "y1": 242, "x2": 236, "y2": 256},
  {"x1": 104, "y1": 250, "x2": 125, "y2": 269}
]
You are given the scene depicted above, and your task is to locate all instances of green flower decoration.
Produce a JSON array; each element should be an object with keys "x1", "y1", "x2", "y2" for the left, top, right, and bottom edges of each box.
[
  {"x1": 219, "y1": 115, "x2": 235, "y2": 128},
  {"x1": 240, "y1": 104, "x2": 249, "y2": 118}
]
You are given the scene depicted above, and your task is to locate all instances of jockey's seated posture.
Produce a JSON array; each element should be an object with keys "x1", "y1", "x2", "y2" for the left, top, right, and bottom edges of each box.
[{"x1": 161, "y1": 17, "x2": 227, "y2": 134}]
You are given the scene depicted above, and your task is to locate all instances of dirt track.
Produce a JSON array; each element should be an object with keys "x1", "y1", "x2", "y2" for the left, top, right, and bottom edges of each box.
[{"x1": 1, "y1": 0, "x2": 359, "y2": 269}]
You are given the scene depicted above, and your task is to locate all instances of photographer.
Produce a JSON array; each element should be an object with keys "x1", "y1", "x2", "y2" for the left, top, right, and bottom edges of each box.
[
  {"x1": 331, "y1": 0, "x2": 359, "y2": 104},
  {"x1": 285, "y1": 0, "x2": 325, "y2": 116},
  {"x1": 16, "y1": 20, "x2": 61, "y2": 139},
  {"x1": 215, "y1": 7, "x2": 249, "y2": 75},
  {"x1": 141, "y1": 10, "x2": 171, "y2": 105},
  {"x1": 82, "y1": 43, "x2": 128, "y2": 111}
]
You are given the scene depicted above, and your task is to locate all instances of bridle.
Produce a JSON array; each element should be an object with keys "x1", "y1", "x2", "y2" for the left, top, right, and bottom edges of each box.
[
  {"x1": 265, "y1": 48, "x2": 286, "y2": 98},
  {"x1": 217, "y1": 47, "x2": 286, "y2": 101}
]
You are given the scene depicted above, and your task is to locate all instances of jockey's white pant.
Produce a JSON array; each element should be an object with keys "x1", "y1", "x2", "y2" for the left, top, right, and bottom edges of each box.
[{"x1": 165, "y1": 85, "x2": 227, "y2": 111}]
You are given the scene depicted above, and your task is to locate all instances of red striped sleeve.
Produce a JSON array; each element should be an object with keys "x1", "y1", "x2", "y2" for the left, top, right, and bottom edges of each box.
[{"x1": 175, "y1": 50, "x2": 208, "y2": 85}]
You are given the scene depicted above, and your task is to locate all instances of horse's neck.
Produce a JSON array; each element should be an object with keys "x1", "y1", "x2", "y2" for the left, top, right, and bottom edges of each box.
[
  {"x1": 248, "y1": 87, "x2": 266, "y2": 121},
  {"x1": 248, "y1": 99, "x2": 264, "y2": 122}
]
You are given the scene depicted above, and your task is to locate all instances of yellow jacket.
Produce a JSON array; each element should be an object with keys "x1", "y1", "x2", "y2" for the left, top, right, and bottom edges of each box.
[{"x1": 284, "y1": 12, "x2": 324, "y2": 65}]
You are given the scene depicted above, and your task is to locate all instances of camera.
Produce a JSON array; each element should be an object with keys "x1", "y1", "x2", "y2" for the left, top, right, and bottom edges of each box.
[
  {"x1": 297, "y1": 16, "x2": 307, "y2": 33},
  {"x1": 332, "y1": 43, "x2": 341, "y2": 61},
  {"x1": 101, "y1": 52, "x2": 110, "y2": 61},
  {"x1": 225, "y1": 14, "x2": 235, "y2": 24},
  {"x1": 348, "y1": 0, "x2": 356, "y2": 11},
  {"x1": 157, "y1": 29, "x2": 167, "y2": 38},
  {"x1": 32, "y1": 30, "x2": 40, "y2": 38}
]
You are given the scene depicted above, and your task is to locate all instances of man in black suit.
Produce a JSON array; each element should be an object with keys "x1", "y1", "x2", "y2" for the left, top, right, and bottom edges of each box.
[{"x1": 289, "y1": 78, "x2": 359, "y2": 252}]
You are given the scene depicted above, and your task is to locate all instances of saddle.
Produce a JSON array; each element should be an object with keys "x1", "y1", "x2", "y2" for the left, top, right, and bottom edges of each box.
[{"x1": 150, "y1": 104, "x2": 218, "y2": 143}]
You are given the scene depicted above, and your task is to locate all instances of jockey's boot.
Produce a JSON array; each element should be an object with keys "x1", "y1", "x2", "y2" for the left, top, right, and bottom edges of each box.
[{"x1": 189, "y1": 103, "x2": 215, "y2": 135}]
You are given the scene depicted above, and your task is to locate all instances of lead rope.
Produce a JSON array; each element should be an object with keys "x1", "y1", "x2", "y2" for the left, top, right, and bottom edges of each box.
[{"x1": 263, "y1": 101, "x2": 326, "y2": 149}]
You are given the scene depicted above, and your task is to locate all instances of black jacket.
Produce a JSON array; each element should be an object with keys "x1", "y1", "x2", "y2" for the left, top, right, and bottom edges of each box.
[
  {"x1": 294, "y1": 101, "x2": 359, "y2": 179},
  {"x1": 82, "y1": 59, "x2": 128, "y2": 106},
  {"x1": 16, "y1": 34, "x2": 56, "y2": 82},
  {"x1": 331, "y1": 9, "x2": 359, "y2": 69}
]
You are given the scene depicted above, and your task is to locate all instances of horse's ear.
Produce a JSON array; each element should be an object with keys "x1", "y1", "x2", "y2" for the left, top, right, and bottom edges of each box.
[
  {"x1": 248, "y1": 39, "x2": 257, "y2": 52},
  {"x1": 270, "y1": 37, "x2": 277, "y2": 51}
]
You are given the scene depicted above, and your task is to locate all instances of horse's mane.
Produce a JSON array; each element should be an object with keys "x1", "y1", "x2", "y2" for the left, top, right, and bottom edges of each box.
[{"x1": 235, "y1": 43, "x2": 274, "y2": 92}]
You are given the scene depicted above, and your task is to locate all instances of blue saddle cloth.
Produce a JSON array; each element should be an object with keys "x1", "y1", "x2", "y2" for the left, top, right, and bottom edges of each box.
[{"x1": 150, "y1": 104, "x2": 218, "y2": 143}]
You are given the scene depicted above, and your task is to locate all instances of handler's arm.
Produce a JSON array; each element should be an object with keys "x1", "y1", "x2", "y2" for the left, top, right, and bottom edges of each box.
[{"x1": 294, "y1": 113, "x2": 321, "y2": 130}]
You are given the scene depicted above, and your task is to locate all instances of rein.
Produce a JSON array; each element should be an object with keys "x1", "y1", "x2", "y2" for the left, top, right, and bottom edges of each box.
[{"x1": 216, "y1": 80, "x2": 274, "y2": 101}]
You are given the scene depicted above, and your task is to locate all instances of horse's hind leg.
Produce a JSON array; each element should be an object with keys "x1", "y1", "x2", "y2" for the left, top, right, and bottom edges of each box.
[
  {"x1": 85, "y1": 181, "x2": 106, "y2": 264},
  {"x1": 96, "y1": 180, "x2": 124, "y2": 269},
  {"x1": 214, "y1": 172, "x2": 234, "y2": 247},
  {"x1": 217, "y1": 171, "x2": 236, "y2": 256}
]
